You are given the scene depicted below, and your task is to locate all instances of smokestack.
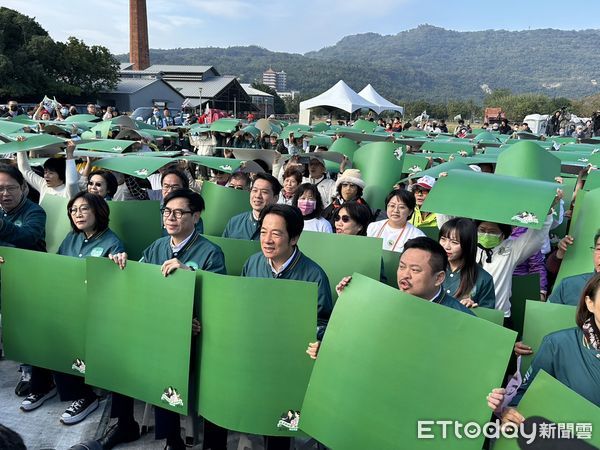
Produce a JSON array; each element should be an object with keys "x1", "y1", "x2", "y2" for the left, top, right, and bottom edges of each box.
[{"x1": 129, "y1": 0, "x2": 150, "y2": 70}]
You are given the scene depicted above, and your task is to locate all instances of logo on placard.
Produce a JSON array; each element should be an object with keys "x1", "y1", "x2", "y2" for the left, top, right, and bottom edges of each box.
[
  {"x1": 219, "y1": 165, "x2": 232, "y2": 172},
  {"x1": 72, "y1": 358, "x2": 86, "y2": 374},
  {"x1": 13, "y1": 220, "x2": 22, "y2": 227},
  {"x1": 112, "y1": 146, "x2": 123, "y2": 152},
  {"x1": 578, "y1": 158, "x2": 589, "y2": 163},
  {"x1": 393, "y1": 148, "x2": 403, "y2": 160},
  {"x1": 161, "y1": 387, "x2": 184, "y2": 407},
  {"x1": 90, "y1": 247, "x2": 104, "y2": 257},
  {"x1": 408, "y1": 165, "x2": 422, "y2": 173},
  {"x1": 277, "y1": 410, "x2": 300, "y2": 432},
  {"x1": 510, "y1": 211, "x2": 539, "y2": 225},
  {"x1": 134, "y1": 168, "x2": 149, "y2": 177}
]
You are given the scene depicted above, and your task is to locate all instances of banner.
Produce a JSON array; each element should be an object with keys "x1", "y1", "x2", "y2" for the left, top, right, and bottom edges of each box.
[{"x1": 201, "y1": 181, "x2": 250, "y2": 236}]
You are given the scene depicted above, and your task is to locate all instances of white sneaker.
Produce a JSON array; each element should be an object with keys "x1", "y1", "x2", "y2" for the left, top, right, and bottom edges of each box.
[
  {"x1": 20, "y1": 387, "x2": 57, "y2": 411},
  {"x1": 60, "y1": 397, "x2": 99, "y2": 425}
]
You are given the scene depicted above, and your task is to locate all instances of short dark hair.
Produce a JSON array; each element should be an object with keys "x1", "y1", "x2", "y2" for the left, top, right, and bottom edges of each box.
[
  {"x1": 0, "y1": 164, "x2": 24, "y2": 185},
  {"x1": 403, "y1": 236, "x2": 448, "y2": 273},
  {"x1": 292, "y1": 183, "x2": 324, "y2": 216},
  {"x1": 43, "y1": 157, "x2": 66, "y2": 183},
  {"x1": 335, "y1": 201, "x2": 373, "y2": 235},
  {"x1": 161, "y1": 168, "x2": 189, "y2": 190},
  {"x1": 594, "y1": 229, "x2": 600, "y2": 246},
  {"x1": 259, "y1": 204, "x2": 304, "y2": 241},
  {"x1": 283, "y1": 167, "x2": 303, "y2": 184},
  {"x1": 67, "y1": 191, "x2": 110, "y2": 233},
  {"x1": 88, "y1": 170, "x2": 118, "y2": 198},
  {"x1": 576, "y1": 272, "x2": 600, "y2": 330},
  {"x1": 230, "y1": 171, "x2": 250, "y2": 187},
  {"x1": 474, "y1": 220, "x2": 512, "y2": 240},
  {"x1": 163, "y1": 188, "x2": 205, "y2": 214},
  {"x1": 0, "y1": 424, "x2": 26, "y2": 450},
  {"x1": 252, "y1": 172, "x2": 281, "y2": 197},
  {"x1": 385, "y1": 189, "x2": 416, "y2": 219}
]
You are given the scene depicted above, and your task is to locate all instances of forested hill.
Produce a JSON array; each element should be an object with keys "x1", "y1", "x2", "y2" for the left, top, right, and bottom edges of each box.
[{"x1": 120, "y1": 25, "x2": 600, "y2": 102}]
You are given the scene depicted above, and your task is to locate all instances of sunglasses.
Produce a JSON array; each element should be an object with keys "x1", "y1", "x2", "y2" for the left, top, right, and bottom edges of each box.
[{"x1": 334, "y1": 214, "x2": 351, "y2": 223}]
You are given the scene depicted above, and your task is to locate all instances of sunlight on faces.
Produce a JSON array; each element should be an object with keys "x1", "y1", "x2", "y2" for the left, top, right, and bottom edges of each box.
[
  {"x1": 397, "y1": 248, "x2": 445, "y2": 299},
  {"x1": 340, "y1": 182, "x2": 358, "y2": 201},
  {"x1": 260, "y1": 213, "x2": 297, "y2": 264},
  {"x1": 439, "y1": 230, "x2": 463, "y2": 265},
  {"x1": 43, "y1": 169, "x2": 62, "y2": 188},
  {"x1": 283, "y1": 176, "x2": 299, "y2": 196},
  {"x1": 0, "y1": 173, "x2": 24, "y2": 212},
  {"x1": 162, "y1": 197, "x2": 199, "y2": 242},
  {"x1": 70, "y1": 197, "x2": 96, "y2": 235},
  {"x1": 334, "y1": 207, "x2": 362, "y2": 235},
  {"x1": 386, "y1": 195, "x2": 411, "y2": 228},
  {"x1": 250, "y1": 178, "x2": 276, "y2": 213},
  {"x1": 87, "y1": 174, "x2": 108, "y2": 198},
  {"x1": 413, "y1": 187, "x2": 429, "y2": 207},
  {"x1": 161, "y1": 173, "x2": 184, "y2": 198}
]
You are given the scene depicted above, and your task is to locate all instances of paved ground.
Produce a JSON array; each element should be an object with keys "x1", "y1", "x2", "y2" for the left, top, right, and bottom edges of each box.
[{"x1": 1, "y1": 358, "x2": 319, "y2": 450}]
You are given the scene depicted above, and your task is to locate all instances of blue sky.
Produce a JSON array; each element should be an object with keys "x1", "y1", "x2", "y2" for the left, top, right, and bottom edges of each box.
[{"x1": 4, "y1": 0, "x2": 600, "y2": 54}]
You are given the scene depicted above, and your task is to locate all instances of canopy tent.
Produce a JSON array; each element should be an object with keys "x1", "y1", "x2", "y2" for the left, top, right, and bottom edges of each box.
[
  {"x1": 299, "y1": 80, "x2": 378, "y2": 114},
  {"x1": 357, "y1": 84, "x2": 404, "y2": 115}
]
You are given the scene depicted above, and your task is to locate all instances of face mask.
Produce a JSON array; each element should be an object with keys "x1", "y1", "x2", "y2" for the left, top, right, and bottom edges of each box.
[
  {"x1": 478, "y1": 232, "x2": 503, "y2": 249},
  {"x1": 60, "y1": 108, "x2": 69, "y2": 116},
  {"x1": 297, "y1": 199, "x2": 316, "y2": 215},
  {"x1": 153, "y1": 111, "x2": 160, "y2": 116}
]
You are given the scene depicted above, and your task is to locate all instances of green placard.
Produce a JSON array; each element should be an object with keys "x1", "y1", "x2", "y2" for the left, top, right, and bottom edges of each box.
[
  {"x1": 521, "y1": 300, "x2": 576, "y2": 374},
  {"x1": 202, "y1": 235, "x2": 261, "y2": 276},
  {"x1": 381, "y1": 249, "x2": 400, "y2": 288},
  {"x1": 510, "y1": 274, "x2": 541, "y2": 339},
  {"x1": 493, "y1": 370, "x2": 600, "y2": 449},
  {"x1": 94, "y1": 155, "x2": 175, "y2": 179},
  {"x1": 555, "y1": 188, "x2": 600, "y2": 286},
  {"x1": 1, "y1": 248, "x2": 87, "y2": 376},
  {"x1": 299, "y1": 273, "x2": 517, "y2": 450},
  {"x1": 201, "y1": 181, "x2": 250, "y2": 236},
  {"x1": 328, "y1": 137, "x2": 359, "y2": 161},
  {"x1": 353, "y1": 142, "x2": 405, "y2": 210},
  {"x1": 210, "y1": 118, "x2": 241, "y2": 133},
  {"x1": 183, "y1": 155, "x2": 244, "y2": 173},
  {"x1": 298, "y1": 231, "x2": 383, "y2": 301},
  {"x1": 0, "y1": 120, "x2": 28, "y2": 134},
  {"x1": 421, "y1": 140, "x2": 476, "y2": 155},
  {"x1": 473, "y1": 306, "x2": 504, "y2": 326},
  {"x1": 402, "y1": 153, "x2": 430, "y2": 175},
  {"x1": 399, "y1": 160, "x2": 471, "y2": 183},
  {"x1": 107, "y1": 200, "x2": 162, "y2": 261},
  {"x1": 85, "y1": 258, "x2": 195, "y2": 414},
  {"x1": 494, "y1": 140, "x2": 561, "y2": 182},
  {"x1": 0, "y1": 134, "x2": 65, "y2": 154},
  {"x1": 583, "y1": 170, "x2": 600, "y2": 192},
  {"x1": 197, "y1": 271, "x2": 316, "y2": 436},
  {"x1": 40, "y1": 194, "x2": 71, "y2": 254},
  {"x1": 76, "y1": 139, "x2": 139, "y2": 153},
  {"x1": 422, "y1": 170, "x2": 557, "y2": 230}
]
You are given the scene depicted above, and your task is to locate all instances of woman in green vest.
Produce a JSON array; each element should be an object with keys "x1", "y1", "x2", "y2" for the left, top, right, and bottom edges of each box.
[{"x1": 487, "y1": 272, "x2": 600, "y2": 423}]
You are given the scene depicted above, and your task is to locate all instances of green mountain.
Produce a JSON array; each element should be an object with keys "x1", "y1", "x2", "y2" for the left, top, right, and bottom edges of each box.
[{"x1": 119, "y1": 25, "x2": 600, "y2": 102}]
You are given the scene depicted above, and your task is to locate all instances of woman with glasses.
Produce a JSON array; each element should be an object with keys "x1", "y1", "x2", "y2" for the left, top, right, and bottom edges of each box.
[
  {"x1": 322, "y1": 169, "x2": 370, "y2": 225},
  {"x1": 19, "y1": 191, "x2": 124, "y2": 425},
  {"x1": 367, "y1": 189, "x2": 424, "y2": 253}
]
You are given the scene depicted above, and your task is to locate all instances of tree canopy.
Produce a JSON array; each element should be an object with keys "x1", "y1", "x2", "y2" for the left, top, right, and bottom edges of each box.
[{"x1": 0, "y1": 7, "x2": 119, "y2": 100}]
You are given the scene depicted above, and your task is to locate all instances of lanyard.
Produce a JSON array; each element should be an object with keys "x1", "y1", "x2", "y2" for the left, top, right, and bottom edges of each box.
[{"x1": 375, "y1": 220, "x2": 406, "y2": 251}]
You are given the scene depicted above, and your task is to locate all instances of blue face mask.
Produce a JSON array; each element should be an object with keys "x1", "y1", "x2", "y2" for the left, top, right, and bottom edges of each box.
[{"x1": 153, "y1": 111, "x2": 160, "y2": 116}]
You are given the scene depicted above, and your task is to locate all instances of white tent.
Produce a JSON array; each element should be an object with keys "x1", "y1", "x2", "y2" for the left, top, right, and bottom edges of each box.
[
  {"x1": 358, "y1": 84, "x2": 404, "y2": 115},
  {"x1": 299, "y1": 80, "x2": 378, "y2": 114}
]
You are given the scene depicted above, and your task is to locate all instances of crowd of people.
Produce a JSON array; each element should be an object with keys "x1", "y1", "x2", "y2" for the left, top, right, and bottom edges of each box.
[{"x1": 0, "y1": 96, "x2": 599, "y2": 449}]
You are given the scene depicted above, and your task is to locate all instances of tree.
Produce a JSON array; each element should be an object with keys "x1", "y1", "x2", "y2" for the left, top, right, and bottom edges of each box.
[
  {"x1": 0, "y1": 7, "x2": 119, "y2": 99},
  {"x1": 251, "y1": 82, "x2": 286, "y2": 114}
]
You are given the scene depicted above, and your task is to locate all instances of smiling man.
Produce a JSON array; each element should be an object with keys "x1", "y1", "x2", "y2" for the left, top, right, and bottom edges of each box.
[{"x1": 222, "y1": 172, "x2": 281, "y2": 240}]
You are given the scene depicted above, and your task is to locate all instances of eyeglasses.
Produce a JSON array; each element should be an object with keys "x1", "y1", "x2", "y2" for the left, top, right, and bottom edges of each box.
[
  {"x1": 161, "y1": 207, "x2": 193, "y2": 219},
  {"x1": 334, "y1": 214, "x2": 351, "y2": 223},
  {"x1": 69, "y1": 205, "x2": 92, "y2": 215},
  {"x1": 162, "y1": 184, "x2": 182, "y2": 191},
  {"x1": 0, "y1": 185, "x2": 20, "y2": 194},
  {"x1": 87, "y1": 181, "x2": 104, "y2": 188}
]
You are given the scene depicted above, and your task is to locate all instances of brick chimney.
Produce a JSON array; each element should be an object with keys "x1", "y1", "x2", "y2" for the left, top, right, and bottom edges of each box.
[{"x1": 129, "y1": 0, "x2": 150, "y2": 70}]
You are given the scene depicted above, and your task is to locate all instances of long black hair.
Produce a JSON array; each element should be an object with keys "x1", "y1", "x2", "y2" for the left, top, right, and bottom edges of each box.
[{"x1": 439, "y1": 218, "x2": 478, "y2": 299}]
